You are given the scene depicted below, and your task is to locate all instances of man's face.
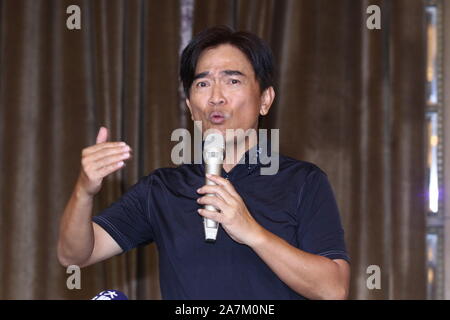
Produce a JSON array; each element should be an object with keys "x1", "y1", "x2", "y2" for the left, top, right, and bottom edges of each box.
[{"x1": 186, "y1": 44, "x2": 274, "y2": 139}]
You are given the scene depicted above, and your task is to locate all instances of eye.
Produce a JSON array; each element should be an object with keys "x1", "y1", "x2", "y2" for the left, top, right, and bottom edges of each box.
[
  {"x1": 229, "y1": 79, "x2": 241, "y2": 85},
  {"x1": 196, "y1": 81, "x2": 209, "y2": 88}
]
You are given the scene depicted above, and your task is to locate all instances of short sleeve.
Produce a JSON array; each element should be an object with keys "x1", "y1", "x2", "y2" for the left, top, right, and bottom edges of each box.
[
  {"x1": 92, "y1": 176, "x2": 154, "y2": 252},
  {"x1": 297, "y1": 167, "x2": 350, "y2": 263}
]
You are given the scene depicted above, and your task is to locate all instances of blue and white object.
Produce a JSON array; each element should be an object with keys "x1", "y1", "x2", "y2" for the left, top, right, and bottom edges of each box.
[{"x1": 91, "y1": 290, "x2": 128, "y2": 300}]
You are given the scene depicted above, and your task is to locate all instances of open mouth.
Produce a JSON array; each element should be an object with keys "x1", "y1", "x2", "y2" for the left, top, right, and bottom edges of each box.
[{"x1": 209, "y1": 111, "x2": 227, "y2": 124}]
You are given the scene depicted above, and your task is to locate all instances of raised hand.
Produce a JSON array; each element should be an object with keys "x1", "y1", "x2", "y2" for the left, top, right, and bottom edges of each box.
[{"x1": 77, "y1": 127, "x2": 132, "y2": 196}]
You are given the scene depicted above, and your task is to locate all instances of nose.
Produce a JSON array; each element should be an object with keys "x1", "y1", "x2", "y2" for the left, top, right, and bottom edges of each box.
[{"x1": 208, "y1": 84, "x2": 225, "y2": 106}]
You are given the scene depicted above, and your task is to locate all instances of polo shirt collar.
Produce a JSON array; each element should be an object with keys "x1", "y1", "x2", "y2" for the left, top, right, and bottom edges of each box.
[{"x1": 198, "y1": 139, "x2": 273, "y2": 180}]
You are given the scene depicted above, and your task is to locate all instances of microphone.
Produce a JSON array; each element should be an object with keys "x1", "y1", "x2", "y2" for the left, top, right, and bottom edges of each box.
[
  {"x1": 202, "y1": 133, "x2": 225, "y2": 243},
  {"x1": 91, "y1": 290, "x2": 128, "y2": 300}
]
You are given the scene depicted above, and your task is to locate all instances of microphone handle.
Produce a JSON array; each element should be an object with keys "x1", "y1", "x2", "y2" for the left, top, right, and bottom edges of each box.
[{"x1": 204, "y1": 162, "x2": 222, "y2": 228}]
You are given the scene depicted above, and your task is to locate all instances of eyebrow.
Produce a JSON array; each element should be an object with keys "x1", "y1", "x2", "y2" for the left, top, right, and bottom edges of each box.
[{"x1": 192, "y1": 70, "x2": 246, "y2": 81}]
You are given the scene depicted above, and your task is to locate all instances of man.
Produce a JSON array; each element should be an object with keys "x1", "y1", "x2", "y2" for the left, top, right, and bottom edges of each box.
[{"x1": 58, "y1": 26, "x2": 350, "y2": 300}]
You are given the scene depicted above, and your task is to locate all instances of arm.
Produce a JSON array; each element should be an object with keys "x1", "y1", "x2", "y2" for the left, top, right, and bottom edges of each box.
[
  {"x1": 250, "y1": 228, "x2": 350, "y2": 299},
  {"x1": 57, "y1": 181, "x2": 123, "y2": 268},
  {"x1": 197, "y1": 173, "x2": 350, "y2": 300},
  {"x1": 57, "y1": 127, "x2": 131, "y2": 268}
]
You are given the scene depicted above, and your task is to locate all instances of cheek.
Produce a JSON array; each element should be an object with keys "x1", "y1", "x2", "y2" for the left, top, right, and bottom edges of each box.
[
  {"x1": 187, "y1": 99, "x2": 207, "y2": 119},
  {"x1": 233, "y1": 93, "x2": 261, "y2": 118}
]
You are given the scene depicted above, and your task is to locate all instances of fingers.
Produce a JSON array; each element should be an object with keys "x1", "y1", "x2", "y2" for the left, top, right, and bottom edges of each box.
[
  {"x1": 82, "y1": 141, "x2": 127, "y2": 156},
  {"x1": 82, "y1": 143, "x2": 132, "y2": 168},
  {"x1": 197, "y1": 194, "x2": 228, "y2": 212},
  {"x1": 203, "y1": 174, "x2": 240, "y2": 199},
  {"x1": 81, "y1": 152, "x2": 128, "y2": 186},
  {"x1": 89, "y1": 144, "x2": 132, "y2": 163},
  {"x1": 82, "y1": 144, "x2": 132, "y2": 175},
  {"x1": 93, "y1": 151, "x2": 132, "y2": 170},
  {"x1": 97, "y1": 160, "x2": 126, "y2": 178},
  {"x1": 96, "y1": 126, "x2": 108, "y2": 144},
  {"x1": 197, "y1": 184, "x2": 234, "y2": 203},
  {"x1": 197, "y1": 208, "x2": 223, "y2": 224}
]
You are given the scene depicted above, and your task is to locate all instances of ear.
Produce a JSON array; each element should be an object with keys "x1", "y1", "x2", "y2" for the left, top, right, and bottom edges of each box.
[
  {"x1": 259, "y1": 86, "x2": 275, "y2": 116},
  {"x1": 185, "y1": 98, "x2": 194, "y2": 121}
]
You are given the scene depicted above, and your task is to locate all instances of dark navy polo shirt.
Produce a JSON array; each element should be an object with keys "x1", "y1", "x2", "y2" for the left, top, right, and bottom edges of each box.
[{"x1": 92, "y1": 146, "x2": 349, "y2": 300}]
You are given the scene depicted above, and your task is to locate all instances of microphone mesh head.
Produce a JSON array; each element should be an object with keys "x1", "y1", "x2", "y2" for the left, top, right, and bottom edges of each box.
[
  {"x1": 204, "y1": 133, "x2": 224, "y2": 150},
  {"x1": 203, "y1": 133, "x2": 224, "y2": 164}
]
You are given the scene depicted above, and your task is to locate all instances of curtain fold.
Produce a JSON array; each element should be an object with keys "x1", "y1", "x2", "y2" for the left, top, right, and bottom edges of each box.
[
  {"x1": 0, "y1": 0, "x2": 426, "y2": 299},
  {"x1": 389, "y1": 0, "x2": 427, "y2": 299},
  {"x1": 0, "y1": 0, "x2": 180, "y2": 300}
]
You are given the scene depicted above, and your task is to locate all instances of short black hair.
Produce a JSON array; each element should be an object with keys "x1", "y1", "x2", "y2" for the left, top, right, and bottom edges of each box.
[{"x1": 180, "y1": 25, "x2": 275, "y2": 99}]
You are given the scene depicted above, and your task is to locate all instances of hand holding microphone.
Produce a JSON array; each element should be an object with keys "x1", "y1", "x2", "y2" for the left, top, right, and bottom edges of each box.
[{"x1": 197, "y1": 135, "x2": 264, "y2": 247}]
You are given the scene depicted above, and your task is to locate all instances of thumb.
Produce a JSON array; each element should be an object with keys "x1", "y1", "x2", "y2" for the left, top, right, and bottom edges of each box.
[{"x1": 96, "y1": 126, "x2": 108, "y2": 144}]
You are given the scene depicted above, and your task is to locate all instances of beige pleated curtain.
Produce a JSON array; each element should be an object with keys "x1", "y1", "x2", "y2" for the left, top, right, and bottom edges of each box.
[{"x1": 0, "y1": 0, "x2": 426, "y2": 299}]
